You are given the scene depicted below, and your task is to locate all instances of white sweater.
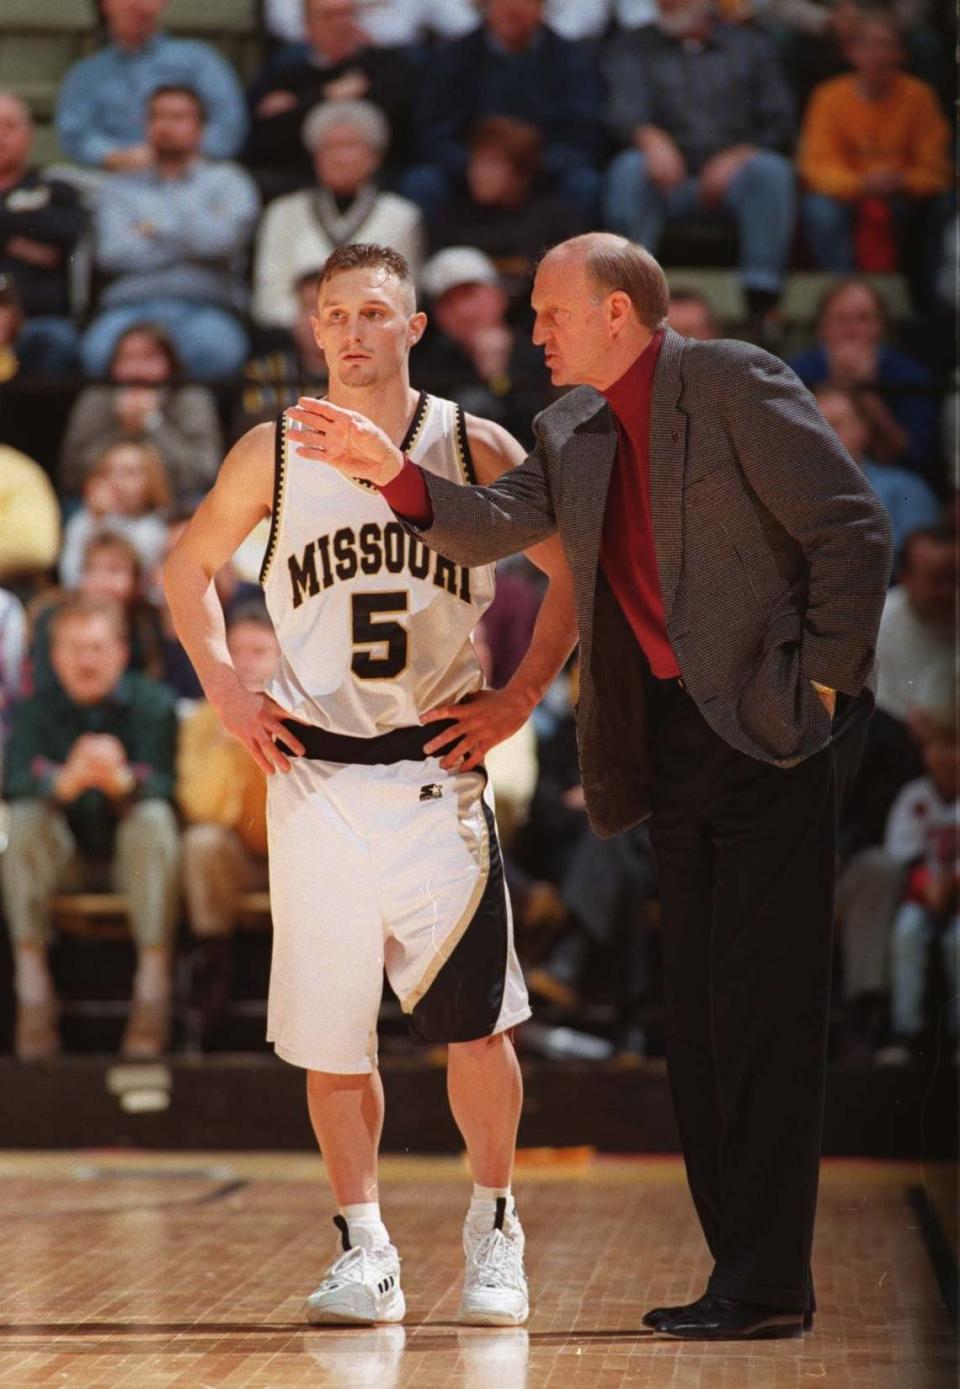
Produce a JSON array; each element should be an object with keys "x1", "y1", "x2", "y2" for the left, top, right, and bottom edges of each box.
[{"x1": 252, "y1": 187, "x2": 425, "y2": 329}]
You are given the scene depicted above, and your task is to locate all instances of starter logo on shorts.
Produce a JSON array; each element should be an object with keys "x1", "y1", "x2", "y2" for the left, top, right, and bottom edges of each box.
[{"x1": 419, "y1": 783, "x2": 443, "y2": 802}]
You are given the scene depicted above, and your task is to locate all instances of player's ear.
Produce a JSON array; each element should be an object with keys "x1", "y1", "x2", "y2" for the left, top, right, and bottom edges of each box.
[{"x1": 408, "y1": 311, "x2": 428, "y2": 347}]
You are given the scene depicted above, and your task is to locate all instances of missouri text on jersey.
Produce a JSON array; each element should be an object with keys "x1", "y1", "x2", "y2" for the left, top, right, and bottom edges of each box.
[{"x1": 287, "y1": 522, "x2": 472, "y2": 609}]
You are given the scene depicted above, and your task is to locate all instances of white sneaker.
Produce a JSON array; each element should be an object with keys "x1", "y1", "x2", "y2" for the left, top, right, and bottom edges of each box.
[
  {"x1": 305, "y1": 1218, "x2": 405, "y2": 1325},
  {"x1": 458, "y1": 1203, "x2": 529, "y2": 1326}
]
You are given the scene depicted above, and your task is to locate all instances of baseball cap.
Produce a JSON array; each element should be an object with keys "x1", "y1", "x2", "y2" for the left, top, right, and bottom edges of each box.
[{"x1": 421, "y1": 247, "x2": 499, "y2": 301}]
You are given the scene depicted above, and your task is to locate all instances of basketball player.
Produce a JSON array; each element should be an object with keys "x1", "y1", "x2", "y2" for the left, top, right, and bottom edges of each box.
[{"x1": 163, "y1": 244, "x2": 576, "y2": 1327}]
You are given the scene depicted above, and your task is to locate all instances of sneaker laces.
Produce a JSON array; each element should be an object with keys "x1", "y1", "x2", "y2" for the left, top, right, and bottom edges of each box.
[
  {"x1": 467, "y1": 1229, "x2": 522, "y2": 1289},
  {"x1": 319, "y1": 1244, "x2": 394, "y2": 1291}
]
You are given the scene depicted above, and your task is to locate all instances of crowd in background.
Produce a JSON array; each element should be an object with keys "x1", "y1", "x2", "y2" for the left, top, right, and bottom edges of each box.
[{"x1": 0, "y1": 0, "x2": 955, "y2": 1066}]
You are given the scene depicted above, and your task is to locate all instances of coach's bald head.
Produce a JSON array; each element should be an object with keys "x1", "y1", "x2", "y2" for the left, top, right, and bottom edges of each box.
[{"x1": 531, "y1": 234, "x2": 667, "y2": 391}]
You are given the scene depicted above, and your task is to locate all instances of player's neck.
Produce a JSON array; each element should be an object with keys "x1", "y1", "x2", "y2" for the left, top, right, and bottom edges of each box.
[{"x1": 327, "y1": 378, "x2": 421, "y2": 449}]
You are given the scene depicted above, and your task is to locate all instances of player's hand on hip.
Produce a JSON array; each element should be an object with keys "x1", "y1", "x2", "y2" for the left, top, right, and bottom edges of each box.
[
  {"x1": 215, "y1": 685, "x2": 306, "y2": 774},
  {"x1": 287, "y1": 398, "x2": 405, "y2": 487},
  {"x1": 421, "y1": 688, "x2": 529, "y2": 772}
]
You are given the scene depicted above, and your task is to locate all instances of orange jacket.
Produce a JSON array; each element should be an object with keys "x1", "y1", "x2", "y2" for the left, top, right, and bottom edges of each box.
[
  {"x1": 798, "y1": 72, "x2": 951, "y2": 200},
  {"x1": 177, "y1": 702, "x2": 268, "y2": 857}
]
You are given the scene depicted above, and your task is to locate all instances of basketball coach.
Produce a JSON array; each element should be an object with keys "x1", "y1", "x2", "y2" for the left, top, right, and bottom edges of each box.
[{"x1": 291, "y1": 233, "x2": 894, "y2": 1340}]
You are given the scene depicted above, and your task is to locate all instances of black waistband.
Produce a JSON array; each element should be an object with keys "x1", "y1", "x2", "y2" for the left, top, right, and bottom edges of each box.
[{"x1": 279, "y1": 718, "x2": 459, "y2": 765}]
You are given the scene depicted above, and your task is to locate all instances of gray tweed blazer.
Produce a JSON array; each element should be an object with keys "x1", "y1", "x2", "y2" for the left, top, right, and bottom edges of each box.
[{"x1": 414, "y1": 328, "x2": 893, "y2": 838}]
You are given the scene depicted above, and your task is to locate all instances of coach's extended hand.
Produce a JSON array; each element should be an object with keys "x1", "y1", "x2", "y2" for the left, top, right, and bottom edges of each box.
[
  {"x1": 287, "y1": 398, "x2": 405, "y2": 488},
  {"x1": 421, "y1": 688, "x2": 531, "y2": 773}
]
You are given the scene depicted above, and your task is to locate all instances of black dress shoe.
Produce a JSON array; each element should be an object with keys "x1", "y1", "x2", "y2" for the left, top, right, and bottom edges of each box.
[
  {"x1": 653, "y1": 1293, "x2": 806, "y2": 1340},
  {"x1": 641, "y1": 1304, "x2": 680, "y2": 1329}
]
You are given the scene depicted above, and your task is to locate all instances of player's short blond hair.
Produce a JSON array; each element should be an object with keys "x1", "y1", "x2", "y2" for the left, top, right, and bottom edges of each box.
[{"x1": 317, "y1": 244, "x2": 417, "y2": 314}]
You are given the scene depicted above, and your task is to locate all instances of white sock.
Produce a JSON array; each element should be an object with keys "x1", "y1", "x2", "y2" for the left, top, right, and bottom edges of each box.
[
  {"x1": 341, "y1": 1201, "x2": 390, "y2": 1250},
  {"x1": 14, "y1": 949, "x2": 54, "y2": 1005},
  {"x1": 133, "y1": 951, "x2": 170, "y2": 1004},
  {"x1": 468, "y1": 1184, "x2": 515, "y2": 1229}
]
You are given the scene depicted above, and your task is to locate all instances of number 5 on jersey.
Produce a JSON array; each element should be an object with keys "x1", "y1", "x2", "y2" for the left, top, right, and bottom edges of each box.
[{"x1": 352, "y1": 592, "x2": 409, "y2": 679}]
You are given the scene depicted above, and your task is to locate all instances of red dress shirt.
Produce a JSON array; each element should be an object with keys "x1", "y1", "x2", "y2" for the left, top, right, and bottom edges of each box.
[
  {"x1": 600, "y1": 331, "x2": 679, "y2": 679},
  {"x1": 382, "y1": 331, "x2": 679, "y2": 678}
]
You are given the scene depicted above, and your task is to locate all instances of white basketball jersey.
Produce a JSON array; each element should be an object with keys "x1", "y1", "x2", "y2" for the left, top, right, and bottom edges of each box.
[{"x1": 260, "y1": 392, "x2": 495, "y2": 737}]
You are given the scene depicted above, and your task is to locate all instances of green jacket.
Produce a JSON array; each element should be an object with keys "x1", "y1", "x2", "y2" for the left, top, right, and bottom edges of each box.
[{"x1": 4, "y1": 673, "x2": 177, "y2": 858}]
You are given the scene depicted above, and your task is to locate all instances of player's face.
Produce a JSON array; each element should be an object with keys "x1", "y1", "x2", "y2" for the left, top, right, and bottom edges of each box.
[
  {"x1": 531, "y1": 253, "x2": 613, "y2": 390},
  {"x1": 313, "y1": 268, "x2": 424, "y2": 389}
]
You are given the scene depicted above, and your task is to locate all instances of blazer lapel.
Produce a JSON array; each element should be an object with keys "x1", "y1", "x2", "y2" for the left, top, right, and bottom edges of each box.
[
  {"x1": 567, "y1": 408, "x2": 616, "y2": 627},
  {"x1": 649, "y1": 328, "x2": 687, "y2": 620}
]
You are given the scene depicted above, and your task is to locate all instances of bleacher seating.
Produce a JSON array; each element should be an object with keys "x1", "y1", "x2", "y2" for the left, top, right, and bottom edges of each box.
[{"x1": 0, "y1": 0, "x2": 265, "y2": 161}]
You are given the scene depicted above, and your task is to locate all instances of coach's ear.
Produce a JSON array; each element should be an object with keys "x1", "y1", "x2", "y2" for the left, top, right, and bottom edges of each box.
[{"x1": 408, "y1": 310, "x2": 428, "y2": 347}]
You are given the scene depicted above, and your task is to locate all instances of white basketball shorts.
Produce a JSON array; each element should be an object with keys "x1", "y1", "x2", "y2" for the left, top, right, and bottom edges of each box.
[{"x1": 265, "y1": 754, "x2": 531, "y2": 1073}]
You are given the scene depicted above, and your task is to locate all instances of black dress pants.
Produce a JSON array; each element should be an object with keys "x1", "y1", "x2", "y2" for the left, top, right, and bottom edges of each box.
[{"x1": 644, "y1": 674, "x2": 870, "y2": 1310}]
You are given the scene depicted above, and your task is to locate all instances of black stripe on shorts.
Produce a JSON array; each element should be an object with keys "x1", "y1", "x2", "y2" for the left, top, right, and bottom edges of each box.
[{"x1": 409, "y1": 797, "x2": 509, "y2": 1045}]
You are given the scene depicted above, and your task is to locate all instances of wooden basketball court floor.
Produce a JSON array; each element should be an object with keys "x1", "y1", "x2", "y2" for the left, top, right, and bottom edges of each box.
[{"x1": 0, "y1": 1152, "x2": 954, "y2": 1389}]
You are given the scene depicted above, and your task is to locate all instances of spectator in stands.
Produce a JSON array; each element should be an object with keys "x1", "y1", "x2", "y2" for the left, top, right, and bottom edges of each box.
[
  {"x1": 403, "y1": 0, "x2": 603, "y2": 217},
  {"x1": 238, "y1": 270, "x2": 328, "y2": 432},
  {"x1": 878, "y1": 714, "x2": 959, "y2": 1064},
  {"x1": 666, "y1": 288, "x2": 721, "y2": 339},
  {"x1": 265, "y1": 0, "x2": 614, "y2": 45},
  {"x1": 252, "y1": 100, "x2": 423, "y2": 330},
  {"x1": 82, "y1": 86, "x2": 259, "y2": 381},
  {"x1": 0, "y1": 279, "x2": 75, "y2": 463},
  {"x1": 56, "y1": 0, "x2": 246, "y2": 170},
  {"x1": 245, "y1": 0, "x2": 415, "y2": 199},
  {"x1": 60, "y1": 323, "x2": 222, "y2": 504},
  {"x1": 151, "y1": 512, "x2": 260, "y2": 701},
  {"x1": 0, "y1": 588, "x2": 27, "y2": 779},
  {"x1": 0, "y1": 444, "x2": 59, "y2": 585},
  {"x1": 178, "y1": 603, "x2": 278, "y2": 1021},
  {"x1": 480, "y1": 559, "x2": 547, "y2": 690},
  {"x1": 788, "y1": 278, "x2": 940, "y2": 479},
  {"x1": 515, "y1": 655, "x2": 657, "y2": 1056},
  {"x1": 30, "y1": 531, "x2": 166, "y2": 695},
  {"x1": 604, "y1": 0, "x2": 796, "y2": 334},
  {"x1": 428, "y1": 117, "x2": 585, "y2": 287},
  {"x1": 417, "y1": 246, "x2": 552, "y2": 448},
  {"x1": 0, "y1": 92, "x2": 84, "y2": 377},
  {"x1": 60, "y1": 441, "x2": 171, "y2": 589},
  {"x1": 876, "y1": 522, "x2": 955, "y2": 725},
  {"x1": 814, "y1": 384, "x2": 939, "y2": 563},
  {"x1": 836, "y1": 519, "x2": 952, "y2": 865},
  {"x1": 0, "y1": 274, "x2": 24, "y2": 383},
  {"x1": 1, "y1": 596, "x2": 179, "y2": 1061},
  {"x1": 798, "y1": 9, "x2": 950, "y2": 313}
]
